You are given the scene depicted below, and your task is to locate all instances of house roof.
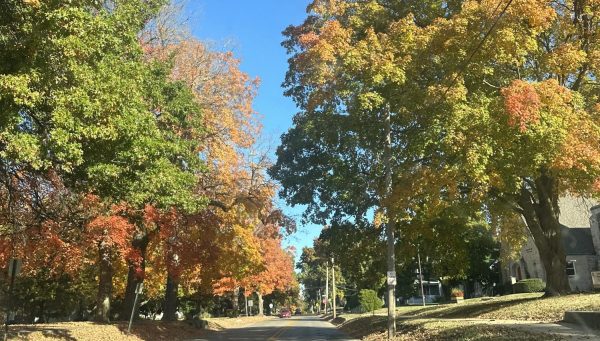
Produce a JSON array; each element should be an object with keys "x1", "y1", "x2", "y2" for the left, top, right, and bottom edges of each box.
[{"x1": 561, "y1": 226, "x2": 596, "y2": 256}]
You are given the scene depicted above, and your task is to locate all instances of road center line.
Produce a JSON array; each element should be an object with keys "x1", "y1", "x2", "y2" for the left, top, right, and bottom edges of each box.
[{"x1": 267, "y1": 319, "x2": 294, "y2": 340}]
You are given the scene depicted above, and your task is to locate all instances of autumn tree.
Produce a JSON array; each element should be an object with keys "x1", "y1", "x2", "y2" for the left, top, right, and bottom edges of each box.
[
  {"x1": 137, "y1": 2, "x2": 274, "y2": 318},
  {"x1": 0, "y1": 0, "x2": 207, "y2": 321},
  {"x1": 241, "y1": 218, "x2": 295, "y2": 316},
  {"x1": 397, "y1": 0, "x2": 600, "y2": 295},
  {"x1": 272, "y1": 2, "x2": 430, "y2": 334},
  {"x1": 274, "y1": 0, "x2": 600, "y2": 299}
]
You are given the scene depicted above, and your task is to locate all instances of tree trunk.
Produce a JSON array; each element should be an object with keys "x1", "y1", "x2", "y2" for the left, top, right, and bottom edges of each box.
[
  {"x1": 516, "y1": 172, "x2": 570, "y2": 296},
  {"x1": 257, "y1": 292, "x2": 264, "y2": 316},
  {"x1": 231, "y1": 287, "x2": 240, "y2": 316},
  {"x1": 76, "y1": 298, "x2": 85, "y2": 321},
  {"x1": 162, "y1": 275, "x2": 179, "y2": 321},
  {"x1": 94, "y1": 243, "x2": 112, "y2": 322},
  {"x1": 120, "y1": 234, "x2": 149, "y2": 320}
]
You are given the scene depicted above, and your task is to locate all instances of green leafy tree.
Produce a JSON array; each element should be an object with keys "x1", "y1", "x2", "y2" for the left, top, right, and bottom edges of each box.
[
  {"x1": 296, "y1": 246, "x2": 346, "y2": 312},
  {"x1": 296, "y1": 247, "x2": 327, "y2": 307},
  {"x1": 0, "y1": 0, "x2": 206, "y2": 321},
  {"x1": 317, "y1": 222, "x2": 385, "y2": 294},
  {"x1": 274, "y1": 0, "x2": 600, "y2": 297}
]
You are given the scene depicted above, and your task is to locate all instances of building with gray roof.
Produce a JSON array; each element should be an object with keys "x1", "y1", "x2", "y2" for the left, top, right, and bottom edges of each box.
[{"x1": 504, "y1": 196, "x2": 600, "y2": 292}]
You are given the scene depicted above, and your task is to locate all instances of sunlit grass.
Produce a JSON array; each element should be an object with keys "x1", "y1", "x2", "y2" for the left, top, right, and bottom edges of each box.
[{"x1": 336, "y1": 293, "x2": 600, "y2": 340}]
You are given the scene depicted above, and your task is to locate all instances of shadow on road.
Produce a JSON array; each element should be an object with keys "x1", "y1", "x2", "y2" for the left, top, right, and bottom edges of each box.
[{"x1": 198, "y1": 316, "x2": 356, "y2": 341}]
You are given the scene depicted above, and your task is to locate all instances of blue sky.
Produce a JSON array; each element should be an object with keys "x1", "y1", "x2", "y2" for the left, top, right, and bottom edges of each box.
[{"x1": 186, "y1": 0, "x2": 319, "y2": 265}]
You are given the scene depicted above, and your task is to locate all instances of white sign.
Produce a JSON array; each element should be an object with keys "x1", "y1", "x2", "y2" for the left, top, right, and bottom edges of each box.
[
  {"x1": 387, "y1": 271, "x2": 396, "y2": 285},
  {"x1": 248, "y1": 300, "x2": 253, "y2": 307},
  {"x1": 8, "y1": 258, "x2": 22, "y2": 278},
  {"x1": 592, "y1": 271, "x2": 600, "y2": 289},
  {"x1": 269, "y1": 303, "x2": 273, "y2": 309}
]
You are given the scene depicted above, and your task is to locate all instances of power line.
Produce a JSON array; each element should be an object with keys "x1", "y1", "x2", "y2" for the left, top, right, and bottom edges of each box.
[
  {"x1": 296, "y1": 0, "x2": 514, "y2": 131},
  {"x1": 440, "y1": 0, "x2": 514, "y2": 99}
]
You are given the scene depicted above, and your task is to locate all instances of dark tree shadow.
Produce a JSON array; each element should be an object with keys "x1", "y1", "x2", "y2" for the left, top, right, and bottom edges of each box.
[
  {"x1": 2, "y1": 325, "x2": 77, "y2": 341},
  {"x1": 419, "y1": 297, "x2": 541, "y2": 318},
  {"x1": 112, "y1": 320, "x2": 209, "y2": 340}
]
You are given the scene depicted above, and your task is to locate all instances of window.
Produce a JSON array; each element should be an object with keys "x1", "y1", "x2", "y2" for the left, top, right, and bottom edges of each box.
[{"x1": 566, "y1": 261, "x2": 576, "y2": 276}]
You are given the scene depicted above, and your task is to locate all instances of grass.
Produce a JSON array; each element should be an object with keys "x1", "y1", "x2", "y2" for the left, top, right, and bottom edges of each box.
[
  {"x1": 335, "y1": 292, "x2": 600, "y2": 340},
  {"x1": 343, "y1": 293, "x2": 600, "y2": 322},
  {"x1": 361, "y1": 320, "x2": 564, "y2": 341},
  {"x1": 6, "y1": 320, "x2": 205, "y2": 341},
  {"x1": 398, "y1": 292, "x2": 600, "y2": 322},
  {"x1": 4, "y1": 315, "x2": 273, "y2": 340}
]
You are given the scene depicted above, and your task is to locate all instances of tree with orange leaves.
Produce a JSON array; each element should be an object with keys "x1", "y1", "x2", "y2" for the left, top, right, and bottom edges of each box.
[
  {"x1": 274, "y1": 0, "x2": 600, "y2": 298},
  {"x1": 242, "y1": 232, "x2": 295, "y2": 316},
  {"x1": 1, "y1": 0, "x2": 207, "y2": 322},
  {"x1": 139, "y1": 5, "x2": 296, "y2": 317}
]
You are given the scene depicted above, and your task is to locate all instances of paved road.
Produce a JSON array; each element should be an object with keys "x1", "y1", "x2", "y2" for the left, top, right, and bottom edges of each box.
[{"x1": 195, "y1": 315, "x2": 358, "y2": 341}]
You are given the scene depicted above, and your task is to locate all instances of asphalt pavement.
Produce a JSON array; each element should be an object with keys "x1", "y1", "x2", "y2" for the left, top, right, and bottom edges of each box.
[{"x1": 193, "y1": 315, "x2": 358, "y2": 341}]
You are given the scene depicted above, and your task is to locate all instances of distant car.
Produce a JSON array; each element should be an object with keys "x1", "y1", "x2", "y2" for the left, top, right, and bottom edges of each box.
[
  {"x1": 279, "y1": 309, "x2": 291, "y2": 318},
  {"x1": 294, "y1": 308, "x2": 302, "y2": 315}
]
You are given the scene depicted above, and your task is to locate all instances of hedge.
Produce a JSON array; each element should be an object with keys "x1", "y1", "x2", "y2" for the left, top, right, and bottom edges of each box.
[{"x1": 513, "y1": 278, "x2": 546, "y2": 293}]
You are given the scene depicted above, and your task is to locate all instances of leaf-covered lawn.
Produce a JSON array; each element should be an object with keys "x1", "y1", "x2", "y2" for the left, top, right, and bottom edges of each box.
[
  {"x1": 363, "y1": 320, "x2": 564, "y2": 341},
  {"x1": 398, "y1": 293, "x2": 600, "y2": 322},
  {"x1": 336, "y1": 293, "x2": 600, "y2": 340},
  {"x1": 8, "y1": 321, "x2": 206, "y2": 341}
]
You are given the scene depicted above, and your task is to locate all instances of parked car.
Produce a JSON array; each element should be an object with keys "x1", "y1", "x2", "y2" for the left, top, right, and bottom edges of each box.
[
  {"x1": 294, "y1": 308, "x2": 302, "y2": 315},
  {"x1": 279, "y1": 309, "x2": 291, "y2": 318}
]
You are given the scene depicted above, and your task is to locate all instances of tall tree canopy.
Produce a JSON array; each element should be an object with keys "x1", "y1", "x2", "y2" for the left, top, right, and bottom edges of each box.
[
  {"x1": 0, "y1": 0, "x2": 210, "y2": 321},
  {"x1": 272, "y1": 0, "x2": 600, "y2": 296}
]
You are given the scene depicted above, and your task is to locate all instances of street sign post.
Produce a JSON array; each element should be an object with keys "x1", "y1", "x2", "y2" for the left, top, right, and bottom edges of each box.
[
  {"x1": 127, "y1": 283, "x2": 144, "y2": 334},
  {"x1": 248, "y1": 300, "x2": 253, "y2": 307}
]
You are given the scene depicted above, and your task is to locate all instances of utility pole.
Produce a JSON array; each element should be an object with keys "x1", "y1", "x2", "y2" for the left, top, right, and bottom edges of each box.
[
  {"x1": 384, "y1": 107, "x2": 397, "y2": 339},
  {"x1": 325, "y1": 261, "x2": 329, "y2": 315},
  {"x1": 418, "y1": 250, "x2": 426, "y2": 307},
  {"x1": 332, "y1": 257, "x2": 336, "y2": 319}
]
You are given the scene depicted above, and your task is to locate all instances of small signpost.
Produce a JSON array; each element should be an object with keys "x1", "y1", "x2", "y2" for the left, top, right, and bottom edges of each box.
[
  {"x1": 386, "y1": 271, "x2": 396, "y2": 286},
  {"x1": 247, "y1": 299, "x2": 253, "y2": 315},
  {"x1": 127, "y1": 283, "x2": 144, "y2": 334},
  {"x1": 4, "y1": 258, "x2": 21, "y2": 341}
]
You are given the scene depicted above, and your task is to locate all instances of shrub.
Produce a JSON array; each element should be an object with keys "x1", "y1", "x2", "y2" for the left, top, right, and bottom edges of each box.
[
  {"x1": 513, "y1": 278, "x2": 546, "y2": 293},
  {"x1": 358, "y1": 289, "x2": 383, "y2": 315},
  {"x1": 450, "y1": 288, "x2": 464, "y2": 298},
  {"x1": 225, "y1": 308, "x2": 239, "y2": 318},
  {"x1": 345, "y1": 294, "x2": 360, "y2": 311}
]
